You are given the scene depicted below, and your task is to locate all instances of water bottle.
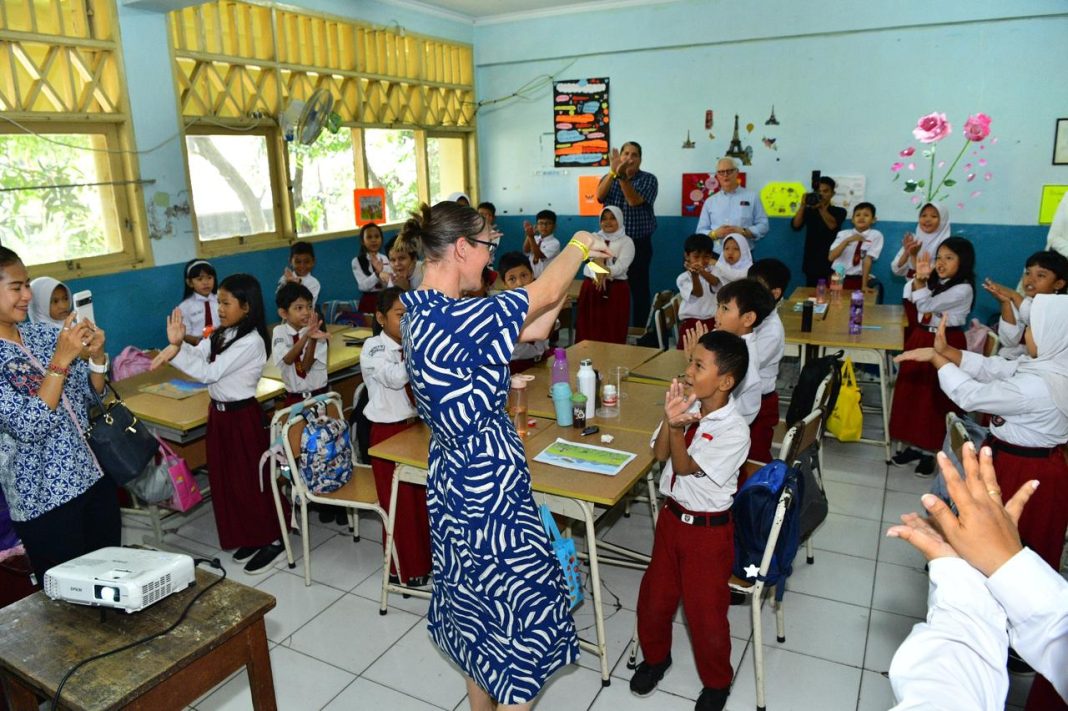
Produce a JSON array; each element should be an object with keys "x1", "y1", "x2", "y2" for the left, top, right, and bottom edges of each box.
[
  {"x1": 571, "y1": 393, "x2": 587, "y2": 429},
  {"x1": 550, "y1": 347, "x2": 569, "y2": 387},
  {"x1": 550, "y1": 382, "x2": 574, "y2": 427},
  {"x1": 577, "y1": 359, "x2": 596, "y2": 420},
  {"x1": 849, "y1": 290, "x2": 864, "y2": 335},
  {"x1": 830, "y1": 272, "x2": 843, "y2": 303},
  {"x1": 509, "y1": 375, "x2": 529, "y2": 437},
  {"x1": 816, "y1": 278, "x2": 827, "y2": 304}
]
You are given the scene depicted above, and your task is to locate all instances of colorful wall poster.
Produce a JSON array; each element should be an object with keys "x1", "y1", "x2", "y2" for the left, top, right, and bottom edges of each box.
[
  {"x1": 1039, "y1": 185, "x2": 1068, "y2": 224},
  {"x1": 578, "y1": 175, "x2": 604, "y2": 216},
  {"x1": 760, "y1": 181, "x2": 806, "y2": 217},
  {"x1": 553, "y1": 78, "x2": 609, "y2": 167},
  {"x1": 681, "y1": 172, "x2": 747, "y2": 216},
  {"x1": 353, "y1": 187, "x2": 386, "y2": 226},
  {"x1": 830, "y1": 175, "x2": 866, "y2": 212}
]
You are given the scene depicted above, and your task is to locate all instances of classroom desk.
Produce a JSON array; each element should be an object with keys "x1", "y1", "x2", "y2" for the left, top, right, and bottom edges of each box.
[
  {"x1": 788, "y1": 286, "x2": 878, "y2": 305},
  {"x1": 368, "y1": 420, "x2": 657, "y2": 686},
  {"x1": 628, "y1": 348, "x2": 689, "y2": 384},
  {"x1": 524, "y1": 369, "x2": 666, "y2": 435},
  {"x1": 260, "y1": 325, "x2": 371, "y2": 381},
  {"x1": 0, "y1": 569, "x2": 277, "y2": 711}
]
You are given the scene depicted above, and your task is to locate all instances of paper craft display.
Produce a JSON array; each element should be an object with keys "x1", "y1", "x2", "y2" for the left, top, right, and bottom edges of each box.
[
  {"x1": 353, "y1": 188, "x2": 386, "y2": 226},
  {"x1": 587, "y1": 260, "x2": 610, "y2": 274},
  {"x1": 139, "y1": 379, "x2": 208, "y2": 400},
  {"x1": 1039, "y1": 185, "x2": 1068, "y2": 225},
  {"x1": 578, "y1": 174, "x2": 603, "y2": 216},
  {"x1": 533, "y1": 438, "x2": 636, "y2": 476},
  {"x1": 760, "y1": 181, "x2": 806, "y2": 217},
  {"x1": 553, "y1": 78, "x2": 609, "y2": 167},
  {"x1": 681, "y1": 172, "x2": 747, "y2": 216},
  {"x1": 830, "y1": 175, "x2": 866, "y2": 212}
]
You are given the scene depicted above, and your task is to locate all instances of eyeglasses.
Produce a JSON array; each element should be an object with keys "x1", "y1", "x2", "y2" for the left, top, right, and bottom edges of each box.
[
  {"x1": 716, "y1": 168, "x2": 738, "y2": 176},
  {"x1": 469, "y1": 238, "x2": 498, "y2": 255}
]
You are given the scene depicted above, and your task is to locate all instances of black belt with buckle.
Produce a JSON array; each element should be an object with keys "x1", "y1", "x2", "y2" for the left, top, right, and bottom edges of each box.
[
  {"x1": 666, "y1": 499, "x2": 730, "y2": 527},
  {"x1": 211, "y1": 397, "x2": 258, "y2": 413},
  {"x1": 985, "y1": 435, "x2": 1059, "y2": 459}
]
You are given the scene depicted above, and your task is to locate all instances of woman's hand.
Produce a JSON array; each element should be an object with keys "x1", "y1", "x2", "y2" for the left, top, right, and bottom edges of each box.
[
  {"x1": 166, "y1": 307, "x2": 187, "y2": 347},
  {"x1": 664, "y1": 378, "x2": 699, "y2": 429},
  {"x1": 573, "y1": 231, "x2": 611, "y2": 261},
  {"x1": 83, "y1": 319, "x2": 107, "y2": 362},
  {"x1": 54, "y1": 313, "x2": 93, "y2": 367},
  {"x1": 886, "y1": 512, "x2": 959, "y2": 562},
  {"x1": 914, "y1": 251, "x2": 933, "y2": 282},
  {"x1": 150, "y1": 344, "x2": 179, "y2": 371}
]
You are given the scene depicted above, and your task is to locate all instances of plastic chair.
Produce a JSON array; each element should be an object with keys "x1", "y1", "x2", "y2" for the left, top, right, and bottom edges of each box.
[
  {"x1": 379, "y1": 464, "x2": 433, "y2": 613},
  {"x1": 266, "y1": 392, "x2": 395, "y2": 587},
  {"x1": 628, "y1": 290, "x2": 675, "y2": 346},
  {"x1": 653, "y1": 294, "x2": 681, "y2": 350}
]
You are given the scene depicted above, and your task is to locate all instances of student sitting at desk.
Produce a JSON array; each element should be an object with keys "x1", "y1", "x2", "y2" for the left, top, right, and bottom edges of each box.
[
  {"x1": 498, "y1": 252, "x2": 548, "y2": 372},
  {"x1": 272, "y1": 283, "x2": 329, "y2": 408},
  {"x1": 631, "y1": 331, "x2": 751, "y2": 711}
]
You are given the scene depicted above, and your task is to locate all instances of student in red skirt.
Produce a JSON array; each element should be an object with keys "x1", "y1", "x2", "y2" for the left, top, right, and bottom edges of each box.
[
  {"x1": 827, "y1": 202, "x2": 884, "y2": 293},
  {"x1": 889, "y1": 236, "x2": 975, "y2": 476},
  {"x1": 352, "y1": 223, "x2": 391, "y2": 313},
  {"x1": 576, "y1": 205, "x2": 635, "y2": 344},
  {"x1": 890, "y1": 202, "x2": 952, "y2": 339},
  {"x1": 747, "y1": 259, "x2": 791, "y2": 463},
  {"x1": 153, "y1": 274, "x2": 286, "y2": 574},
  {"x1": 360, "y1": 287, "x2": 431, "y2": 587},
  {"x1": 895, "y1": 293, "x2": 1068, "y2": 711},
  {"x1": 498, "y1": 252, "x2": 548, "y2": 373}
]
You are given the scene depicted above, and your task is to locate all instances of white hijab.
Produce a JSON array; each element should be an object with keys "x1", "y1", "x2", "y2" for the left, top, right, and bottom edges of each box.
[
  {"x1": 1016, "y1": 293, "x2": 1068, "y2": 418},
  {"x1": 597, "y1": 205, "x2": 627, "y2": 242},
  {"x1": 915, "y1": 202, "x2": 952, "y2": 258},
  {"x1": 446, "y1": 192, "x2": 471, "y2": 206},
  {"x1": 720, "y1": 234, "x2": 754, "y2": 272},
  {"x1": 29, "y1": 277, "x2": 69, "y2": 327}
]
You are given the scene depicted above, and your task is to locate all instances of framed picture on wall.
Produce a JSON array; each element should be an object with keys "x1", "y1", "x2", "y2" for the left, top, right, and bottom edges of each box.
[{"x1": 1055, "y1": 118, "x2": 1068, "y2": 165}]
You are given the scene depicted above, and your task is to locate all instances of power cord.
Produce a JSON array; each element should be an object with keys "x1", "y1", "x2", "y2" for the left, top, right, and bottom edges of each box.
[{"x1": 49, "y1": 557, "x2": 227, "y2": 711}]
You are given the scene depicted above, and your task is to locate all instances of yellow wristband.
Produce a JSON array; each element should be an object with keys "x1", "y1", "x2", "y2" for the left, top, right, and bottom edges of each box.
[
  {"x1": 608, "y1": 171, "x2": 617, "y2": 179},
  {"x1": 568, "y1": 239, "x2": 590, "y2": 261}
]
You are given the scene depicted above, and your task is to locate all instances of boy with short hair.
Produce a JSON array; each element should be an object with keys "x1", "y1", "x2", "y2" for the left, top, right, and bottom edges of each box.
[
  {"x1": 522, "y1": 209, "x2": 561, "y2": 278},
  {"x1": 631, "y1": 330, "x2": 751, "y2": 711},
  {"x1": 277, "y1": 242, "x2": 321, "y2": 306},
  {"x1": 713, "y1": 279, "x2": 776, "y2": 426},
  {"x1": 747, "y1": 259, "x2": 791, "y2": 462},
  {"x1": 677, "y1": 233, "x2": 719, "y2": 349},
  {"x1": 498, "y1": 251, "x2": 548, "y2": 372},
  {"x1": 272, "y1": 282, "x2": 329, "y2": 408},
  {"x1": 827, "y1": 202, "x2": 883, "y2": 293}
]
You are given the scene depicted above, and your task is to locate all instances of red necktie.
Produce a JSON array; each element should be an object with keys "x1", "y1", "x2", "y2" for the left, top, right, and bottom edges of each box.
[
  {"x1": 292, "y1": 333, "x2": 308, "y2": 378},
  {"x1": 202, "y1": 300, "x2": 214, "y2": 337},
  {"x1": 670, "y1": 423, "x2": 700, "y2": 491},
  {"x1": 851, "y1": 242, "x2": 863, "y2": 267},
  {"x1": 920, "y1": 312, "x2": 933, "y2": 326}
]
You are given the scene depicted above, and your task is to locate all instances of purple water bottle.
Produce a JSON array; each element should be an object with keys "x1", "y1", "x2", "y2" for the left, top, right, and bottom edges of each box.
[
  {"x1": 849, "y1": 290, "x2": 864, "y2": 335},
  {"x1": 551, "y1": 347, "x2": 569, "y2": 386}
]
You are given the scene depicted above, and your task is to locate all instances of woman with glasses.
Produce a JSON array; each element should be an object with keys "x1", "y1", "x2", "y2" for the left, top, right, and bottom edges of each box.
[
  {"x1": 695, "y1": 157, "x2": 769, "y2": 249},
  {"x1": 396, "y1": 202, "x2": 610, "y2": 711}
]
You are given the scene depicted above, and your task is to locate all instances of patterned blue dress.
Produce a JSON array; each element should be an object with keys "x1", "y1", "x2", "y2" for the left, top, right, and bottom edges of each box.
[{"x1": 401, "y1": 288, "x2": 578, "y2": 703}]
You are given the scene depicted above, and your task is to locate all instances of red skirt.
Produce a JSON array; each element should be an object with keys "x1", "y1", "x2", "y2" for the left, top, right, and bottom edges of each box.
[
  {"x1": 576, "y1": 279, "x2": 631, "y2": 344},
  {"x1": 358, "y1": 291, "x2": 379, "y2": 314},
  {"x1": 748, "y1": 391, "x2": 779, "y2": 464},
  {"x1": 205, "y1": 402, "x2": 282, "y2": 550},
  {"x1": 888, "y1": 328, "x2": 966, "y2": 452},
  {"x1": 988, "y1": 439, "x2": 1068, "y2": 570},
  {"x1": 677, "y1": 318, "x2": 717, "y2": 350},
  {"x1": 902, "y1": 300, "x2": 920, "y2": 342},
  {"x1": 842, "y1": 275, "x2": 864, "y2": 291},
  {"x1": 370, "y1": 420, "x2": 432, "y2": 580}
]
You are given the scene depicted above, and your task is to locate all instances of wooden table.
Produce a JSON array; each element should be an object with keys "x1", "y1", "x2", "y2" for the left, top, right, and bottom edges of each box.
[
  {"x1": 369, "y1": 420, "x2": 657, "y2": 686},
  {"x1": 0, "y1": 569, "x2": 277, "y2": 711},
  {"x1": 629, "y1": 348, "x2": 689, "y2": 384},
  {"x1": 524, "y1": 368, "x2": 666, "y2": 435},
  {"x1": 789, "y1": 286, "x2": 878, "y2": 305}
]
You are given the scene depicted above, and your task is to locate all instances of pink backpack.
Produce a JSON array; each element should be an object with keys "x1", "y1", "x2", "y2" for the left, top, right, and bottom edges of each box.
[{"x1": 111, "y1": 346, "x2": 153, "y2": 381}]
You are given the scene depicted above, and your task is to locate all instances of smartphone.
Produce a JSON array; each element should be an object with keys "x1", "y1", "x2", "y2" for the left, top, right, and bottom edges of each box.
[{"x1": 72, "y1": 290, "x2": 95, "y2": 325}]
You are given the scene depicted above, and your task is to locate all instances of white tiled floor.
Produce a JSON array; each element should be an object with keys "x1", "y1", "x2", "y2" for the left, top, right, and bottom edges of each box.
[{"x1": 120, "y1": 430, "x2": 1038, "y2": 710}]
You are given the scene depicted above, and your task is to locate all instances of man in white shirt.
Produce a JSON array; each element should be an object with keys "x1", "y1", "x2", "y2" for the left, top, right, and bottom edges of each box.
[{"x1": 696, "y1": 158, "x2": 769, "y2": 249}]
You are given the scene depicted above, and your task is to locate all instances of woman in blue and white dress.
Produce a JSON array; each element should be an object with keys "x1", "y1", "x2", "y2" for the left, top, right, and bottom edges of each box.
[{"x1": 398, "y1": 203, "x2": 609, "y2": 709}]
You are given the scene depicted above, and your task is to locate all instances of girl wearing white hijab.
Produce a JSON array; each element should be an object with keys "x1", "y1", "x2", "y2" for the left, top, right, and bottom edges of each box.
[
  {"x1": 891, "y1": 202, "x2": 952, "y2": 337},
  {"x1": 707, "y1": 233, "x2": 753, "y2": 287},
  {"x1": 28, "y1": 277, "x2": 71, "y2": 328},
  {"x1": 444, "y1": 192, "x2": 471, "y2": 207},
  {"x1": 895, "y1": 293, "x2": 1068, "y2": 571},
  {"x1": 576, "y1": 205, "x2": 635, "y2": 343}
]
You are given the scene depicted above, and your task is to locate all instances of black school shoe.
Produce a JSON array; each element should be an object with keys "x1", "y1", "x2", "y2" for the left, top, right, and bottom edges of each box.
[
  {"x1": 232, "y1": 546, "x2": 258, "y2": 563},
  {"x1": 695, "y1": 687, "x2": 730, "y2": 711},
  {"x1": 890, "y1": 447, "x2": 924, "y2": 467},
  {"x1": 629, "y1": 655, "x2": 672, "y2": 696},
  {"x1": 244, "y1": 542, "x2": 285, "y2": 575},
  {"x1": 914, "y1": 455, "x2": 936, "y2": 478}
]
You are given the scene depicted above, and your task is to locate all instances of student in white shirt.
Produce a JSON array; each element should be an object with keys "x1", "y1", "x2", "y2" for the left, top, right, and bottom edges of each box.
[
  {"x1": 576, "y1": 206, "x2": 635, "y2": 344},
  {"x1": 889, "y1": 237, "x2": 975, "y2": 476},
  {"x1": 630, "y1": 331, "x2": 751, "y2": 711},
  {"x1": 497, "y1": 252, "x2": 548, "y2": 373},
  {"x1": 177, "y1": 259, "x2": 219, "y2": 345},
  {"x1": 28, "y1": 276, "x2": 72, "y2": 328},
  {"x1": 747, "y1": 259, "x2": 791, "y2": 464},
  {"x1": 352, "y1": 223, "x2": 392, "y2": 313},
  {"x1": 386, "y1": 234, "x2": 424, "y2": 291},
  {"x1": 522, "y1": 209, "x2": 562, "y2": 279},
  {"x1": 886, "y1": 444, "x2": 1065, "y2": 711},
  {"x1": 676, "y1": 233, "x2": 718, "y2": 350},
  {"x1": 361, "y1": 287, "x2": 431, "y2": 586},
  {"x1": 272, "y1": 282, "x2": 328, "y2": 407},
  {"x1": 892, "y1": 202, "x2": 952, "y2": 341},
  {"x1": 152, "y1": 274, "x2": 285, "y2": 575},
  {"x1": 983, "y1": 250, "x2": 1068, "y2": 359},
  {"x1": 276, "y1": 242, "x2": 320, "y2": 307},
  {"x1": 827, "y1": 201, "x2": 884, "y2": 293},
  {"x1": 712, "y1": 279, "x2": 776, "y2": 426}
]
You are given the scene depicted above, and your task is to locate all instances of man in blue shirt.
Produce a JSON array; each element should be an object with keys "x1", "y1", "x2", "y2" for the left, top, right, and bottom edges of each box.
[
  {"x1": 696, "y1": 158, "x2": 769, "y2": 249},
  {"x1": 597, "y1": 141, "x2": 658, "y2": 326}
]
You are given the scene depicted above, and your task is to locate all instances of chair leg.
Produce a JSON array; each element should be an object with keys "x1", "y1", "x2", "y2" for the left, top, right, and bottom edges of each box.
[
  {"x1": 806, "y1": 536, "x2": 815, "y2": 565},
  {"x1": 752, "y1": 584, "x2": 766, "y2": 711},
  {"x1": 270, "y1": 477, "x2": 296, "y2": 570},
  {"x1": 878, "y1": 354, "x2": 892, "y2": 461},
  {"x1": 301, "y1": 499, "x2": 312, "y2": 586},
  {"x1": 775, "y1": 597, "x2": 785, "y2": 643},
  {"x1": 645, "y1": 469, "x2": 659, "y2": 525},
  {"x1": 349, "y1": 509, "x2": 360, "y2": 542},
  {"x1": 626, "y1": 618, "x2": 640, "y2": 669}
]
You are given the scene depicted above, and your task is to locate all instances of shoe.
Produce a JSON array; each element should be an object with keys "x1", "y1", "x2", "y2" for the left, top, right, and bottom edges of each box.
[
  {"x1": 244, "y1": 542, "x2": 285, "y2": 575},
  {"x1": 629, "y1": 655, "x2": 672, "y2": 696},
  {"x1": 695, "y1": 687, "x2": 730, "y2": 711},
  {"x1": 335, "y1": 509, "x2": 349, "y2": 526},
  {"x1": 890, "y1": 447, "x2": 923, "y2": 467},
  {"x1": 388, "y1": 574, "x2": 432, "y2": 589},
  {"x1": 914, "y1": 455, "x2": 935, "y2": 478},
  {"x1": 232, "y1": 546, "x2": 258, "y2": 563},
  {"x1": 729, "y1": 590, "x2": 748, "y2": 606},
  {"x1": 316, "y1": 505, "x2": 335, "y2": 524}
]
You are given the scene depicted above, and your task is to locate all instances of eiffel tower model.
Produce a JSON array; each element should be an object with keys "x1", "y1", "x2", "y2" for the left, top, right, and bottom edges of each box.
[{"x1": 725, "y1": 114, "x2": 751, "y2": 165}]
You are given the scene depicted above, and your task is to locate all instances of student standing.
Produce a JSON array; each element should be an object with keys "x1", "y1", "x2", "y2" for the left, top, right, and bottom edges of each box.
[
  {"x1": 352, "y1": 223, "x2": 392, "y2": 313},
  {"x1": 712, "y1": 279, "x2": 776, "y2": 426},
  {"x1": 748, "y1": 259, "x2": 791, "y2": 463},
  {"x1": 177, "y1": 258, "x2": 219, "y2": 345},
  {"x1": 272, "y1": 282, "x2": 329, "y2": 408},
  {"x1": 983, "y1": 250, "x2": 1068, "y2": 359},
  {"x1": 827, "y1": 202, "x2": 884, "y2": 292},
  {"x1": 576, "y1": 206, "x2": 635, "y2": 344},
  {"x1": 891, "y1": 203, "x2": 952, "y2": 339},
  {"x1": 522, "y1": 209, "x2": 561, "y2": 279},
  {"x1": 276, "y1": 242, "x2": 320, "y2": 306}
]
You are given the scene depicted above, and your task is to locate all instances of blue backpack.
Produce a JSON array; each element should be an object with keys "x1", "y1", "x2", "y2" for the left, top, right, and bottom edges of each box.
[
  {"x1": 731, "y1": 460, "x2": 802, "y2": 600},
  {"x1": 298, "y1": 405, "x2": 353, "y2": 494}
]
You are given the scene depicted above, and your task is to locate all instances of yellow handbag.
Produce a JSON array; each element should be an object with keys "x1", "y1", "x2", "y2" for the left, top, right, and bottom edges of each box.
[{"x1": 826, "y1": 357, "x2": 863, "y2": 442}]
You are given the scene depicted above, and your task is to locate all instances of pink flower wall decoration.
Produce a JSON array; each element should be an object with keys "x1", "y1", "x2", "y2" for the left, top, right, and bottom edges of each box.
[
  {"x1": 912, "y1": 113, "x2": 952, "y2": 143},
  {"x1": 891, "y1": 111, "x2": 994, "y2": 208},
  {"x1": 963, "y1": 113, "x2": 992, "y2": 142}
]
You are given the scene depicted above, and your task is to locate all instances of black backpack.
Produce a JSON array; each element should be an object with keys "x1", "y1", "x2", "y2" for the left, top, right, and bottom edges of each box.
[
  {"x1": 785, "y1": 350, "x2": 844, "y2": 427},
  {"x1": 348, "y1": 386, "x2": 372, "y2": 464}
]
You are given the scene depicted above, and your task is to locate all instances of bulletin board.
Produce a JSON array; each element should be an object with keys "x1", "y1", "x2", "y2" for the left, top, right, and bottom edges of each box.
[
  {"x1": 681, "y1": 172, "x2": 747, "y2": 216},
  {"x1": 1039, "y1": 185, "x2": 1068, "y2": 225},
  {"x1": 553, "y1": 78, "x2": 610, "y2": 167}
]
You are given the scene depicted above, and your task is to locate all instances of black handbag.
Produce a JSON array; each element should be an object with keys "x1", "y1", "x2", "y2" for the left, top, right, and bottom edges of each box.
[{"x1": 85, "y1": 382, "x2": 160, "y2": 486}]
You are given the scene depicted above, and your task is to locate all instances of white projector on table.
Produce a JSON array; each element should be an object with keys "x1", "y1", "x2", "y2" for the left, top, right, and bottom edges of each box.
[{"x1": 43, "y1": 547, "x2": 196, "y2": 613}]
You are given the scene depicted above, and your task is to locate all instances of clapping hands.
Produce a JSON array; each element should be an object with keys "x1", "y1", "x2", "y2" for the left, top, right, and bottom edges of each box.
[
  {"x1": 663, "y1": 378, "x2": 699, "y2": 429},
  {"x1": 914, "y1": 251, "x2": 933, "y2": 282}
]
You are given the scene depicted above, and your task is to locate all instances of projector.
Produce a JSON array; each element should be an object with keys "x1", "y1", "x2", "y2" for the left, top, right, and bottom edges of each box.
[{"x1": 43, "y1": 547, "x2": 196, "y2": 613}]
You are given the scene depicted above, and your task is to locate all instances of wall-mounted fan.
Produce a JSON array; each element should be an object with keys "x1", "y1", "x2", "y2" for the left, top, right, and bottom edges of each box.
[{"x1": 279, "y1": 88, "x2": 336, "y2": 145}]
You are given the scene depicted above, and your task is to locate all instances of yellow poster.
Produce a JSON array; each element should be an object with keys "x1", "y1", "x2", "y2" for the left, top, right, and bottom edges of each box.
[
  {"x1": 760, "y1": 181, "x2": 805, "y2": 217},
  {"x1": 1039, "y1": 185, "x2": 1068, "y2": 225}
]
